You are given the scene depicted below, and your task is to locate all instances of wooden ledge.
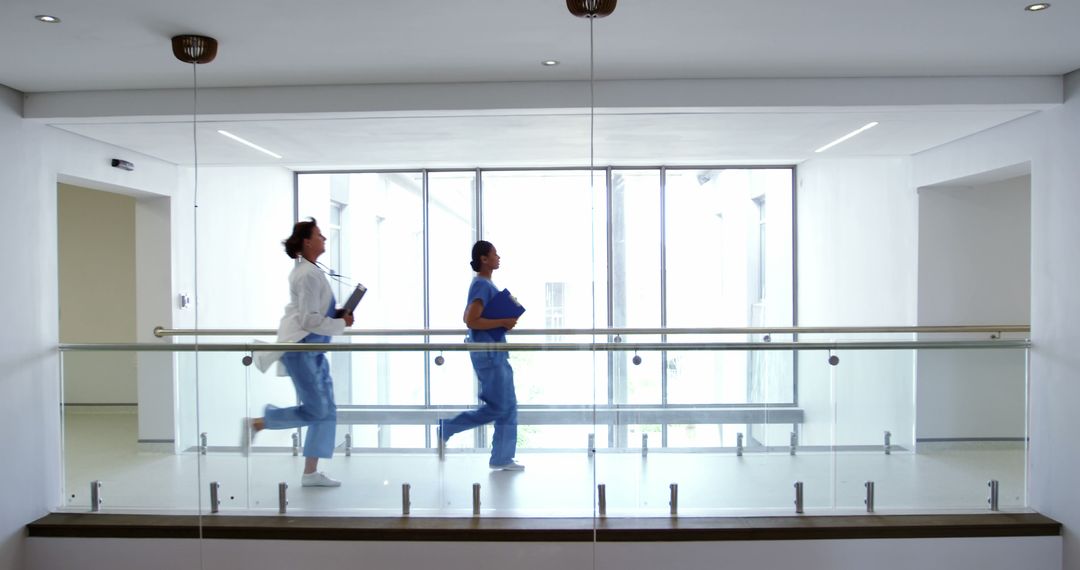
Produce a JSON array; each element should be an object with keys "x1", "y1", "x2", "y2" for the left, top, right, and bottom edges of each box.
[{"x1": 28, "y1": 513, "x2": 1060, "y2": 542}]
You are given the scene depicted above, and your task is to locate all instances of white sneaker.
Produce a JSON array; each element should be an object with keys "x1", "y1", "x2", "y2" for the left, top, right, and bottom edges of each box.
[
  {"x1": 489, "y1": 460, "x2": 525, "y2": 471},
  {"x1": 301, "y1": 471, "x2": 342, "y2": 487},
  {"x1": 240, "y1": 417, "x2": 253, "y2": 456}
]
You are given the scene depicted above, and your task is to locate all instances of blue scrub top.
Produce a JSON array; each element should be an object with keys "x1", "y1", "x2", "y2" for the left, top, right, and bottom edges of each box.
[{"x1": 466, "y1": 277, "x2": 505, "y2": 343}]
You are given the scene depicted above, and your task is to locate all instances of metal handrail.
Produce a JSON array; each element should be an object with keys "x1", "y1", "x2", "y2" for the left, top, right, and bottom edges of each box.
[
  {"x1": 153, "y1": 324, "x2": 1030, "y2": 338},
  {"x1": 59, "y1": 339, "x2": 1031, "y2": 352}
]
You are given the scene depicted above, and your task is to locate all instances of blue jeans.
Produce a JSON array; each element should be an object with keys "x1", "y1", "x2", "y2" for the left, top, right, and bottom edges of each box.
[
  {"x1": 264, "y1": 345, "x2": 337, "y2": 459},
  {"x1": 442, "y1": 351, "x2": 518, "y2": 466}
]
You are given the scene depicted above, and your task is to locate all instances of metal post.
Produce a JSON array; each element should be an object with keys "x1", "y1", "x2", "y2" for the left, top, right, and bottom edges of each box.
[
  {"x1": 864, "y1": 481, "x2": 875, "y2": 513},
  {"x1": 210, "y1": 481, "x2": 221, "y2": 514},
  {"x1": 278, "y1": 482, "x2": 288, "y2": 514},
  {"x1": 988, "y1": 480, "x2": 1000, "y2": 511},
  {"x1": 472, "y1": 483, "x2": 481, "y2": 516},
  {"x1": 402, "y1": 483, "x2": 411, "y2": 516},
  {"x1": 790, "y1": 431, "x2": 798, "y2": 456},
  {"x1": 736, "y1": 432, "x2": 744, "y2": 457},
  {"x1": 200, "y1": 432, "x2": 207, "y2": 455},
  {"x1": 436, "y1": 420, "x2": 447, "y2": 460},
  {"x1": 90, "y1": 481, "x2": 102, "y2": 512},
  {"x1": 794, "y1": 481, "x2": 804, "y2": 514},
  {"x1": 669, "y1": 483, "x2": 678, "y2": 516},
  {"x1": 345, "y1": 433, "x2": 352, "y2": 457},
  {"x1": 588, "y1": 433, "x2": 595, "y2": 457},
  {"x1": 291, "y1": 432, "x2": 300, "y2": 456},
  {"x1": 597, "y1": 484, "x2": 607, "y2": 517},
  {"x1": 884, "y1": 430, "x2": 892, "y2": 455},
  {"x1": 642, "y1": 433, "x2": 648, "y2": 457}
]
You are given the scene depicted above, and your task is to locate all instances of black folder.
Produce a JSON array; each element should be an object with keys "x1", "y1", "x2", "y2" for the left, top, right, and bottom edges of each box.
[{"x1": 338, "y1": 283, "x2": 367, "y2": 315}]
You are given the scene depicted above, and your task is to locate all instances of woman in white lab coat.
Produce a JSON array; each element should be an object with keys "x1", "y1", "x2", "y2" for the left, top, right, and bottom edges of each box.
[{"x1": 247, "y1": 218, "x2": 353, "y2": 487}]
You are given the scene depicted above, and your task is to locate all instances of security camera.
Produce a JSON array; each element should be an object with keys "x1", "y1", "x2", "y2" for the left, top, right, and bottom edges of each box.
[{"x1": 111, "y1": 159, "x2": 134, "y2": 171}]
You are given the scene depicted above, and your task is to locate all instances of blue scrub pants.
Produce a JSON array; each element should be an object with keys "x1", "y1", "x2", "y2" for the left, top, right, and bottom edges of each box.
[
  {"x1": 264, "y1": 337, "x2": 337, "y2": 459},
  {"x1": 442, "y1": 351, "x2": 518, "y2": 466}
]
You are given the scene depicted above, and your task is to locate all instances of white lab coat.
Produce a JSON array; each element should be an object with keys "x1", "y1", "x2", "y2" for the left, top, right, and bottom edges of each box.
[{"x1": 255, "y1": 258, "x2": 346, "y2": 375}]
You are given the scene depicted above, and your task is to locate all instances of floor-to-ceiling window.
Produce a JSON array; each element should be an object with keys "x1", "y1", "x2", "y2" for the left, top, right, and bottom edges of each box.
[{"x1": 296, "y1": 166, "x2": 794, "y2": 451}]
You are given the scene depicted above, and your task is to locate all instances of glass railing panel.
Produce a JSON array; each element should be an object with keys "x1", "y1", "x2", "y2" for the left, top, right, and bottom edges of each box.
[
  {"x1": 343, "y1": 335, "x2": 427, "y2": 407},
  {"x1": 60, "y1": 330, "x2": 1029, "y2": 518},
  {"x1": 429, "y1": 337, "x2": 478, "y2": 408},
  {"x1": 61, "y1": 349, "x2": 202, "y2": 512},
  {"x1": 595, "y1": 337, "x2": 808, "y2": 516},
  {"x1": 220, "y1": 344, "x2": 606, "y2": 516},
  {"x1": 875, "y1": 338, "x2": 1024, "y2": 512},
  {"x1": 431, "y1": 346, "x2": 602, "y2": 516},
  {"x1": 921, "y1": 336, "x2": 1028, "y2": 511},
  {"x1": 734, "y1": 343, "x2": 834, "y2": 514},
  {"x1": 243, "y1": 346, "x2": 303, "y2": 451},
  {"x1": 818, "y1": 335, "x2": 915, "y2": 512},
  {"x1": 630, "y1": 343, "x2": 806, "y2": 516},
  {"x1": 248, "y1": 343, "x2": 427, "y2": 515},
  {"x1": 597, "y1": 338, "x2": 660, "y2": 516},
  {"x1": 613, "y1": 340, "x2": 662, "y2": 407},
  {"x1": 792, "y1": 334, "x2": 919, "y2": 513},
  {"x1": 822, "y1": 333, "x2": 1028, "y2": 512},
  {"x1": 185, "y1": 350, "x2": 260, "y2": 513}
]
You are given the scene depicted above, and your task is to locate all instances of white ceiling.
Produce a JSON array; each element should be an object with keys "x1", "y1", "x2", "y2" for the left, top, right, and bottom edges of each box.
[
  {"x1": 4, "y1": 0, "x2": 1077, "y2": 168},
  {"x1": 54, "y1": 108, "x2": 1037, "y2": 169},
  {"x1": 3, "y1": 0, "x2": 1079, "y2": 92}
]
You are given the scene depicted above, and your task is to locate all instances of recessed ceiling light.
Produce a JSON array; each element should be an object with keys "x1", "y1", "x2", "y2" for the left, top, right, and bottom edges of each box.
[
  {"x1": 1025, "y1": 3, "x2": 1050, "y2": 11},
  {"x1": 217, "y1": 130, "x2": 282, "y2": 159},
  {"x1": 35, "y1": 14, "x2": 60, "y2": 23},
  {"x1": 541, "y1": 60, "x2": 559, "y2": 66},
  {"x1": 814, "y1": 122, "x2": 879, "y2": 153}
]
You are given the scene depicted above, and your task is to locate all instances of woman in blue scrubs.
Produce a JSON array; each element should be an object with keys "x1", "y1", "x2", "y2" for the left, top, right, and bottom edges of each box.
[
  {"x1": 439, "y1": 240, "x2": 524, "y2": 470},
  {"x1": 248, "y1": 218, "x2": 353, "y2": 487}
]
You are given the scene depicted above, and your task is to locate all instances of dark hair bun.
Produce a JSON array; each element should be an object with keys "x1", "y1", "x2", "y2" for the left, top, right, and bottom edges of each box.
[{"x1": 470, "y1": 240, "x2": 494, "y2": 272}]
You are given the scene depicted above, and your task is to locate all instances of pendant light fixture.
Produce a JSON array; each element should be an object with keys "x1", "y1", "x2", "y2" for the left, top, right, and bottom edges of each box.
[
  {"x1": 566, "y1": 0, "x2": 617, "y2": 18},
  {"x1": 171, "y1": 35, "x2": 218, "y2": 64}
]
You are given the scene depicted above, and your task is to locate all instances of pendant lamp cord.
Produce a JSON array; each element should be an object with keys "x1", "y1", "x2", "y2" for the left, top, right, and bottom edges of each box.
[{"x1": 190, "y1": 60, "x2": 206, "y2": 569}]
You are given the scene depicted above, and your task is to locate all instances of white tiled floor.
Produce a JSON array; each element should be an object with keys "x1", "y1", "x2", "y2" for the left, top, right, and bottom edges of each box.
[{"x1": 61, "y1": 412, "x2": 1028, "y2": 517}]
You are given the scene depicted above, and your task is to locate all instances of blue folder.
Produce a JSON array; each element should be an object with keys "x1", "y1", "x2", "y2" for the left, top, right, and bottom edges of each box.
[{"x1": 481, "y1": 288, "x2": 526, "y2": 319}]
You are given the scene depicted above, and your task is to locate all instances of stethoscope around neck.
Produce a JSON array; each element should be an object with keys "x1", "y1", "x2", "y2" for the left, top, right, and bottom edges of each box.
[{"x1": 309, "y1": 259, "x2": 355, "y2": 289}]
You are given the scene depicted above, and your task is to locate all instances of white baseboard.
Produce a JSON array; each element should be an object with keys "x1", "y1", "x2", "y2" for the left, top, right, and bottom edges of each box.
[
  {"x1": 136, "y1": 440, "x2": 176, "y2": 453},
  {"x1": 63, "y1": 404, "x2": 137, "y2": 415}
]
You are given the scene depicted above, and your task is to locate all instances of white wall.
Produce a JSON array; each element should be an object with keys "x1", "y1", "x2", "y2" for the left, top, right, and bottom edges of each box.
[
  {"x1": 0, "y1": 84, "x2": 55, "y2": 570},
  {"x1": 917, "y1": 177, "x2": 1030, "y2": 327},
  {"x1": 179, "y1": 165, "x2": 295, "y2": 330},
  {"x1": 0, "y1": 83, "x2": 181, "y2": 569},
  {"x1": 797, "y1": 157, "x2": 917, "y2": 327},
  {"x1": 794, "y1": 157, "x2": 917, "y2": 449},
  {"x1": 25, "y1": 536, "x2": 1062, "y2": 570},
  {"x1": 913, "y1": 69, "x2": 1080, "y2": 569},
  {"x1": 915, "y1": 176, "x2": 1030, "y2": 441},
  {"x1": 1030, "y1": 74, "x2": 1080, "y2": 569},
  {"x1": 135, "y1": 195, "x2": 176, "y2": 447},
  {"x1": 57, "y1": 183, "x2": 137, "y2": 404},
  {"x1": 171, "y1": 165, "x2": 296, "y2": 451}
]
